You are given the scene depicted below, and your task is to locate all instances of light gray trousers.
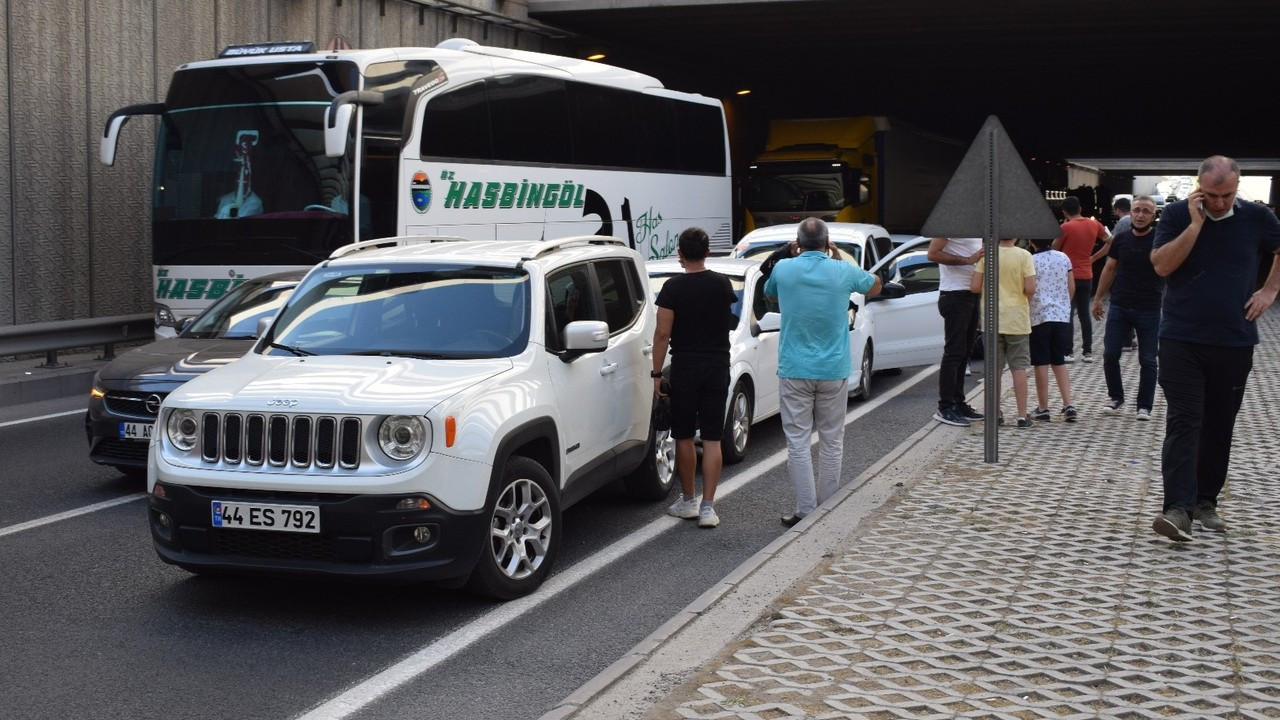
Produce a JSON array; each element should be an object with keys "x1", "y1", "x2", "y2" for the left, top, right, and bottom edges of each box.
[{"x1": 779, "y1": 376, "x2": 848, "y2": 516}]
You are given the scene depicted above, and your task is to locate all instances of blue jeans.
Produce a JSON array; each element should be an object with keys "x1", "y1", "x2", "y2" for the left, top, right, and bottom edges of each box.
[{"x1": 1102, "y1": 304, "x2": 1160, "y2": 411}]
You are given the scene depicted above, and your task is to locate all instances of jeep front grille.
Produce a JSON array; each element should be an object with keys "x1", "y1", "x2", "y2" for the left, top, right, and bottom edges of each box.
[{"x1": 198, "y1": 413, "x2": 361, "y2": 470}]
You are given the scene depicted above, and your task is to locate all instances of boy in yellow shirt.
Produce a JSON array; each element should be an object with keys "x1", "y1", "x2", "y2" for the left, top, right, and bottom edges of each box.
[{"x1": 971, "y1": 238, "x2": 1038, "y2": 427}]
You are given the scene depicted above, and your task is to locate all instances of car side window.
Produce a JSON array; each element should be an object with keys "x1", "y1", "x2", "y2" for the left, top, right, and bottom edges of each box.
[
  {"x1": 545, "y1": 265, "x2": 598, "y2": 351},
  {"x1": 890, "y1": 252, "x2": 940, "y2": 294},
  {"x1": 593, "y1": 259, "x2": 643, "y2": 333},
  {"x1": 752, "y1": 273, "x2": 771, "y2": 321}
]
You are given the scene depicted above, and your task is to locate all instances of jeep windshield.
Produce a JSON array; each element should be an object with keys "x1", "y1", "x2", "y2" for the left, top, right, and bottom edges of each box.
[{"x1": 263, "y1": 264, "x2": 531, "y2": 359}]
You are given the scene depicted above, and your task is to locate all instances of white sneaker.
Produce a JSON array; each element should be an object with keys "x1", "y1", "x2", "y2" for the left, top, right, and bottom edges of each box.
[
  {"x1": 667, "y1": 496, "x2": 699, "y2": 519},
  {"x1": 698, "y1": 504, "x2": 720, "y2": 528},
  {"x1": 1081, "y1": 352, "x2": 1094, "y2": 363},
  {"x1": 1063, "y1": 354, "x2": 1075, "y2": 364},
  {"x1": 1136, "y1": 409, "x2": 1152, "y2": 421},
  {"x1": 965, "y1": 363, "x2": 973, "y2": 376}
]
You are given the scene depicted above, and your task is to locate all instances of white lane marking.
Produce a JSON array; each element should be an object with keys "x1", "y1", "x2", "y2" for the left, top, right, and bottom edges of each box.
[
  {"x1": 0, "y1": 494, "x2": 146, "y2": 538},
  {"x1": 0, "y1": 409, "x2": 85, "y2": 428},
  {"x1": 297, "y1": 365, "x2": 938, "y2": 720}
]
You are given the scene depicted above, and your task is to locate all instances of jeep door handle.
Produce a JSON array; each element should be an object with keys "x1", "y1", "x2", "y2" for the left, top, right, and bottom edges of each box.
[
  {"x1": 642, "y1": 344, "x2": 653, "y2": 356},
  {"x1": 599, "y1": 362, "x2": 619, "y2": 376}
]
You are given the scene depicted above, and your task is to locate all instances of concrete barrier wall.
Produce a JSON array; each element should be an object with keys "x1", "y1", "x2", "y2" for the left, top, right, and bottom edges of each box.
[{"x1": 0, "y1": 0, "x2": 556, "y2": 326}]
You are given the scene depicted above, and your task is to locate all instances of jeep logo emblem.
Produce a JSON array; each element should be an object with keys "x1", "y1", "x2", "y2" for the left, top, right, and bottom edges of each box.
[{"x1": 266, "y1": 398, "x2": 299, "y2": 407}]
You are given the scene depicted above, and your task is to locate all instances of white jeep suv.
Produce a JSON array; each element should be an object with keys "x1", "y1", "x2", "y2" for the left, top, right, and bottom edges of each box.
[{"x1": 147, "y1": 236, "x2": 674, "y2": 599}]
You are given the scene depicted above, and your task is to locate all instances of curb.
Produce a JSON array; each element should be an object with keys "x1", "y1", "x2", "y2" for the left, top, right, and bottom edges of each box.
[
  {"x1": 540, "y1": 397, "x2": 971, "y2": 720},
  {"x1": 0, "y1": 353, "x2": 106, "y2": 407}
]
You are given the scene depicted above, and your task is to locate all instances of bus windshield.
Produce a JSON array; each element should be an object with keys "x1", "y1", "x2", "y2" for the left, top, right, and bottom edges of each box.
[{"x1": 153, "y1": 61, "x2": 361, "y2": 266}]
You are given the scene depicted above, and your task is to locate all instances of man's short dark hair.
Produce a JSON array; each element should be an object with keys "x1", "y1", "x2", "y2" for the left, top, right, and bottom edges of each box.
[
  {"x1": 1030, "y1": 237, "x2": 1053, "y2": 251},
  {"x1": 796, "y1": 217, "x2": 828, "y2": 250},
  {"x1": 1113, "y1": 197, "x2": 1131, "y2": 212},
  {"x1": 678, "y1": 227, "x2": 710, "y2": 261},
  {"x1": 1061, "y1": 196, "x2": 1081, "y2": 215}
]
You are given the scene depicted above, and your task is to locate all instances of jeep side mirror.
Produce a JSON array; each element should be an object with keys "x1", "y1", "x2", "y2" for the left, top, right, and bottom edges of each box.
[{"x1": 560, "y1": 320, "x2": 609, "y2": 360}]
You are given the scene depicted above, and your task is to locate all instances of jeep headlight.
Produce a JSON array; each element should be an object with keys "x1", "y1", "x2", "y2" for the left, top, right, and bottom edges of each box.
[
  {"x1": 378, "y1": 415, "x2": 429, "y2": 461},
  {"x1": 167, "y1": 409, "x2": 199, "y2": 451}
]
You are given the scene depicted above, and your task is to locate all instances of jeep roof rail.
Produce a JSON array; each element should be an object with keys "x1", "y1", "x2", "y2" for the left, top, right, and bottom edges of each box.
[
  {"x1": 519, "y1": 235, "x2": 626, "y2": 262},
  {"x1": 328, "y1": 235, "x2": 470, "y2": 259}
]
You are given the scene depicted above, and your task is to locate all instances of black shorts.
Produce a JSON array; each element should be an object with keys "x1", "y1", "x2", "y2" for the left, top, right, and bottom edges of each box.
[
  {"x1": 669, "y1": 360, "x2": 730, "y2": 441},
  {"x1": 1030, "y1": 321, "x2": 1072, "y2": 366}
]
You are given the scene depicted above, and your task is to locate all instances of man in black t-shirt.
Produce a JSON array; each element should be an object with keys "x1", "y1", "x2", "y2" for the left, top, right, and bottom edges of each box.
[
  {"x1": 1091, "y1": 195, "x2": 1163, "y2": 420},
  {"x1": 652, "y1": 227, "x2": 737, "y2": 528}
]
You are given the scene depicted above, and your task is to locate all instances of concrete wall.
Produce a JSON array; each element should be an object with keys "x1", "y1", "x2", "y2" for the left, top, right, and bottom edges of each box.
[{"x1": 0, "y1": 0, "x2": 553, "y2": 327}]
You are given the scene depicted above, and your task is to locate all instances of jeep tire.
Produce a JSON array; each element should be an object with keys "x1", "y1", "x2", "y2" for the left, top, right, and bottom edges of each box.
[{"x1": 467, "y1": 456, "x2": 560, "y2": 600}]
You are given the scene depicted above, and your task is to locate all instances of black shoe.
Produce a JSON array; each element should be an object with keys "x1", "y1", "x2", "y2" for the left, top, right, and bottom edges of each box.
[
  {"x1": 781, "y1": 513, "x2": 805, "y2": 528},
  {"x1": 1193, "y1": 500, "x2": 1227, "y2": 531},
  {"x1": 1153, "y1": 508, "x2": 1193, "y2": 541},
  {"x1": 932, "y1": 407, "x2": 971, "y2": 427},
  {"x1": 958, "y1": 403, "x2": 985, "y2": 421}
]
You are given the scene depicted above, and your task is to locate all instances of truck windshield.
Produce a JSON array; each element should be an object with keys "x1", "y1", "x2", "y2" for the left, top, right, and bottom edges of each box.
[
  {"x1": 743, "y1": 163, "x2": 850, "y2": 213},
  {"x1": 153, "y1": 61, "x2": 361, "y2": 266},
  {"x1": 266, "y1": 265, "x2": 532, "y2": 359}
]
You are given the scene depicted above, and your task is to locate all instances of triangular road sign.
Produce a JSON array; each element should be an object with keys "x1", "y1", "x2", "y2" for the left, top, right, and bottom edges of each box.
[{"x1": 921, "y1": 115, "x2": 1061, "y2": 239}]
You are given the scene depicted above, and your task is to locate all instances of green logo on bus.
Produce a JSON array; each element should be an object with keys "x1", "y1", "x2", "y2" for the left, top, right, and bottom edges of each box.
[
  {"x1": 155, "y1": 268, "x2": 246, "y2": 300},
  {"x1": 434, "y1": 170, "x2": 588, "y2": 211}
]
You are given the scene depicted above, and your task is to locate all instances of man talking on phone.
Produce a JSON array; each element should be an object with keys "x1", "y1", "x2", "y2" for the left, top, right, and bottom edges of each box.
[{"x1": 1148, "y1": 156, "x2": 1280, "y2": 541}]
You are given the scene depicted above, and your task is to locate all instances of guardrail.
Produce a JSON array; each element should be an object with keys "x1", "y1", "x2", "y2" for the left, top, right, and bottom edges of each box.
[{"x1": 0, "y1": 313, "x2": 152, "y2": 367}]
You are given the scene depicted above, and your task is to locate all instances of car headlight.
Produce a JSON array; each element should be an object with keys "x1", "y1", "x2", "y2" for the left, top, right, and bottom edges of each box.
[
  {"x1": 378, "y1": 415, "x2": 429, "y2": 461},
  {"x1": 167, "y1": 409, "x2": 199, "y2": 451}
]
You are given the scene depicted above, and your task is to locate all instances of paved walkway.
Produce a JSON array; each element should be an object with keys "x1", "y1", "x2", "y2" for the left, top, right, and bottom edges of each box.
[{"x1": 550, "y1": 311, "x2": 1280, "y2": 720}]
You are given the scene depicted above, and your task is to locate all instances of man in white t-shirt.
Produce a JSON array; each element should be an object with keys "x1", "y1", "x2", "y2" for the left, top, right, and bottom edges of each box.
[
  {"x1": 927, "y1": 237, "x2": 985, "y2": 427},
  {"x1": 1028, "y1": 237, "x2": 1077, "y2": 422}
]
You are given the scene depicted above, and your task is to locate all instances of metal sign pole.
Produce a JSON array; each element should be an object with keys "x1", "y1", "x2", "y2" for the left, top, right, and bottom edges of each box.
[{"x1": 983, "y1": 127, "x2": 1000, "y2": 463}]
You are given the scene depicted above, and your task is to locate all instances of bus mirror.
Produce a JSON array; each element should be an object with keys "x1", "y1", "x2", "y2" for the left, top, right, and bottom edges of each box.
[
  {"x1": 255, "y1": 316, "x2": 275, "y2": 339},
  {"x1": 324, "y1": 104, "x2": 355, "y2": 158},
  {"x1": 101, "y1": 116, "x2": 126, "y2": 166},
  {"x1": 100, "y1": 103, "x2": 164, "y2": 167},
  {"x1": 324, "y1": 91, "x2": 385, "y2": 158}
]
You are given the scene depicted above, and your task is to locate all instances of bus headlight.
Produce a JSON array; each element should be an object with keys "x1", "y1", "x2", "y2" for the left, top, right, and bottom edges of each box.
[
  {"x1": 155, "y1": 302, "x2": 178, "y2": 328},
  {"x1": 167, "y1": 409, "x2": 199, "y2": 451},
  {"x1": 379, "y1": 415, "x2": 428, "y2": 461}
]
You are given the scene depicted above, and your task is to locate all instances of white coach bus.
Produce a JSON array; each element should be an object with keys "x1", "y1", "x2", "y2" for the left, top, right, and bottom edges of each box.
[{"x1": 101, "y1": 39, "x2": 732, "y2": 334}]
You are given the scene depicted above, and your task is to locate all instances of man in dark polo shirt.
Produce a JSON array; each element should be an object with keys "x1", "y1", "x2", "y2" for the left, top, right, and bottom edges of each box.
[
  {"x1": 652, "y1": 227, "x2": 737, "y2": 529},
  {"x1": 1149, "y1": 156, "x2": 1280, "y2": 541},
  {"x1": 1091, "y1": 195, "x2": 1163, "y2": 420}
]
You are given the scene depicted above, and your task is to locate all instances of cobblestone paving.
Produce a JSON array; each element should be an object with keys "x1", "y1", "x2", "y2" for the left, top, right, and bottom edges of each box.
[{"x1": 660, "y1": 315, "x2": 1280, "y2": 719}]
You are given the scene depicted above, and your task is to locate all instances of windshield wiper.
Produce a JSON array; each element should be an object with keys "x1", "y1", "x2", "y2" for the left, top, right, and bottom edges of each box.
[
  {"x1": 351, "y1": 350, "x2": 448, "y2": 360},
  {"x1": 268, "y1": 342, "x2": 315, "y2": 357}
]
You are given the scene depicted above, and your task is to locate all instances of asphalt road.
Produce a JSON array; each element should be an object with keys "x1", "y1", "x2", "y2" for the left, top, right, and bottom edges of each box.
[{"x1": 0, "y1": 364, "x2": 969, "y2": 720}]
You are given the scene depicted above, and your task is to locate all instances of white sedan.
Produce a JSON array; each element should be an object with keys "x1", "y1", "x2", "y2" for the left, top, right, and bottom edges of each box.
[{"x1": 647, "y1": 237, "x2": 942, "y2": 464}]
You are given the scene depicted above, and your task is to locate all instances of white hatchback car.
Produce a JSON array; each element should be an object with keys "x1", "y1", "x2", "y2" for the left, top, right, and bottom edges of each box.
[
  {"x1": 648, "y1": 236, "x2": 943, "y2": 463},
  {"x1": 730, "y1": 221, "x2": 899, "y2": 274},
  {"x1": 147, "y1": 236, "x2": 673, "y2": 600}
]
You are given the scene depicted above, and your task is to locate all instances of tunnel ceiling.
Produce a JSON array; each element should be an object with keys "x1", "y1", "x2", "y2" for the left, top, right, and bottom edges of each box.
[{"x1": 530, "y1": 0, "x2": 1280, "y2": 172}]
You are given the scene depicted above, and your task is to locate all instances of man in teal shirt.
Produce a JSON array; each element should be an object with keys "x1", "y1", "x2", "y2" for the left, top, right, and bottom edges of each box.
[{"x1": 764, "y1": 218, "x2": 882, "y2": 526}]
